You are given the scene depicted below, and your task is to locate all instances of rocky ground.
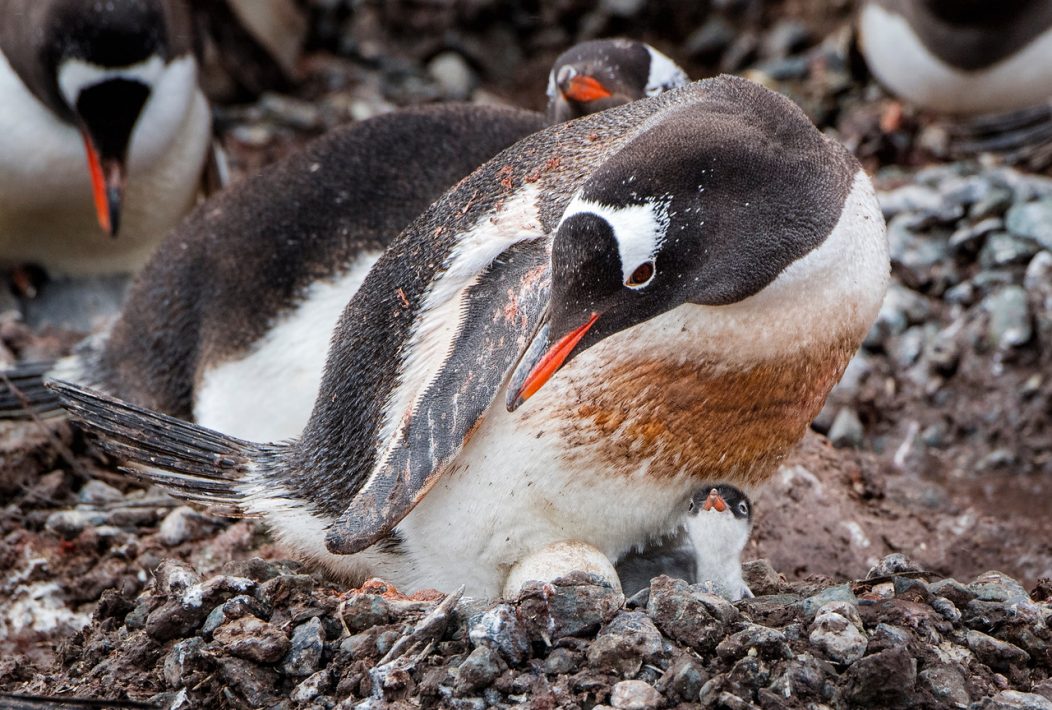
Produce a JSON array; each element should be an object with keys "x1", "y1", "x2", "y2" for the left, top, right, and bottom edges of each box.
[{"x1": 2, "y1": 0, "x2": 1052, "y2": 708}]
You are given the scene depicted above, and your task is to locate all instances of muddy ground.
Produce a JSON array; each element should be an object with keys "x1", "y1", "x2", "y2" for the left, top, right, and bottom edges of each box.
[{"x1": 2, "y1": 0, "x2": 1051, "y2": 707}]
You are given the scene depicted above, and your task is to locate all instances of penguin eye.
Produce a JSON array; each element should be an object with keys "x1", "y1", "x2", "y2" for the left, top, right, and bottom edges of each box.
[
  {"x1": 687, "y1": 499, "x2": 696, "y2": 513},
  {"x1": 738, "y1": 501, "x2": 749, "y2": 517},
  {"x1": 626, "y1": 261, "x2": 655, "y2": 289}
]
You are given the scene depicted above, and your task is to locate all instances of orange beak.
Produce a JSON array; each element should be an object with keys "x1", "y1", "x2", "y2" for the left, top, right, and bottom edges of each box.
[
  {"x1": 702, "y1": 488, "x2": 727, "y2": 512},
  {"x1": 81, "y1": 132, "x2": 124, "y2": 237},
  {"x1": 509, "y1": 312, "x2": 599, "y2": 409},
  {"x1": 561, "y1": 74, "x2": 613, "y2": 103}
]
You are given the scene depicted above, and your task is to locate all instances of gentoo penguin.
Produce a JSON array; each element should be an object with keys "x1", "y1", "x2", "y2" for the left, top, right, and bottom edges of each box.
[
  {"x1": 2, "y1": 103, "x2": 546, "y2": 438},
  {"x1": 51, "y1": 75, "x2": 890, "y2": 598},
  {"x1": 857, "y1": 0, "x2": 1052, "y2": 115},
  {"x1": 547, "y1": 38, "x2": 689, "y2": 123},
  {"x1": 1, "y1": 39, "x2": 683, "y2": 441},
  {"x1": 0, "y1": 0, "x2": 212, "y2": 276},
  {"x1": 616, "y1": 485, "x2": 754, "y2": 600}
]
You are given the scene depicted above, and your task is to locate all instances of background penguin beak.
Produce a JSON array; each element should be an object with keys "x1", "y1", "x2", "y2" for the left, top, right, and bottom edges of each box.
[
  {"x1": 560, "y1": 74, "x2": 612, "y2": 103},
  {"x1": 81, "y1": 133, "x2": 125, "y2": 237},
  {"x1": 507, "y1": 312, "x2": 599, "y2": 411},
  {"x1": 702, "y1": 489, "x2": 728, "y2": 512}
]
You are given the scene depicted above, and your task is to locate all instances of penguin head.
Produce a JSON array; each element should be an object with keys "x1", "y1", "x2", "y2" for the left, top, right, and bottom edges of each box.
[
  {"x1": 508, "y1": 80, "x2": 885, "y2": 410},
  {"x1": 546, "y1": 39, "x2": 688, "y2": 123},
  {"x1": 42, "y1": 0, "x2": 196, "y2": 236},
  {"x1": 686, "y1": 484, "x2": 754, "y2": 600}
]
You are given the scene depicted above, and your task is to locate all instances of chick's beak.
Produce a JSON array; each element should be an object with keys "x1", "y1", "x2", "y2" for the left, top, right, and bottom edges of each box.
[
  {"x1": 507, "y1": 312, "x2": 599, "y2": 411},
  {"x1": 702, "y1": 488, "x2": 727, "y2": 512},
  {"x1": 81, "y1": 132, "x2": 125, "y2": 237},
  {"x1": 560, "y1": 74, "x2": 613, "y2": 103}
]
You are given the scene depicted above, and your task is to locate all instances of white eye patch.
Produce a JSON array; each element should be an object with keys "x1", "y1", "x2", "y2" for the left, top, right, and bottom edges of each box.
[
  {"x1": 559, "y1": 192, "x2": 671, "y2": 286},
  {"x1": 57, "y1": 54, "x2": 164, "y2": 107},
  {"x1": 644, "y1": 45, "x2": 689, "y2": 96}
]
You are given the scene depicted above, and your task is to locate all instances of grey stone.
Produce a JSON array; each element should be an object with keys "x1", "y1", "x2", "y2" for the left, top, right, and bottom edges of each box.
[
  {"x1": 339, "y1": 593, "x2": 390, "y2": 633},
  {"x1": 45, "y1": 509, "x2": 106, "y2": 538},
  {"x1": 949, "y1": 217, "x2": 1002, "y2": 255},
  {"x1": 800, "y1": 584, "x2": 857, "y2": 617},
  {"x1": 684, "y1": 17, "x2": 735, "y2": 59},
  {"x1": 930, "y1": 596, "x2": 961, "y2": 624},
  {"x1": 918, "y1": 665, "x2": 970, "y2": 707},
  {"x1": 716, "y1": 623, "x2": 790, "y2": 661},
  {"x1": 158, "y1": 506, "x2": 222, "y2": 547},
  {"x1": 163, "y1": 637, "x2": 206, "y2": 689},
  {"x1": 455, "y1": 646, "x2": 506, "y2": 694},
  {"x1": 646, "y1": 576, "x2": 733, "y2": 652},
  {"x1": 201, "y1": 594, "x2": 266, "y2": 639},
  {"x1": 469, "y1": 603, "x2": 530, "y2": 666},
  {"x1": 970, "y1": 187, "x2": 1013, "y2": 220},
  {"x1": 282, "y1": 616, "x2": 325, "y2": 676},
  {"x1": 290, "y1": 668, "x2": 332, "y2": 703},
  {"x1": 980, "y1": 232, "x2": 1041, "y2": 269},
  {"x1": 77, "y1": 479, "x2": 124, "y2": 505},
  {"x1": 610, "y1": 679, "x2": 663, "y2": 709},
  {"x1": 215, "y1": 656, "x2": 278, "y2": 707},
  {"x1": 809, "y1": 604, "x2": 867, "y2": 665},
  {"x1": 975, "y1": 690, "x2": 1052, "y2": 710},
  {"x1": 1006, "y1": 198, "x2": 1052, "y2": 250},
  {"x1": 965, "y1": 629, "x2": 1030, "y2": 670},
  {"x1": 213, "y1": 616, "x2": 290, "y2": 664},
  {"x1": 655, "y1": 653, "x2": 706, "y2": 702},
  {"x1": 842, "y1": 646, "x2": 917, "y2": 707},
  {"x1": 542, "y1": 647, "x2": 579, "y2": 675},
  {"x1": 600, "y1": 0, "x2": 645, "y2": 16},
  {"x1": 969, "y1": 571, "x2": 1031, "y2": 602},
  {"x1": 517, "y1": 572, "x2": 623, "y2": 643},
  {"x1": 828, "y1": 407, "x2": 864, "y2": 448},
  {"x1": 868, "y1": 553, "x2": 925, "y2": 579}
]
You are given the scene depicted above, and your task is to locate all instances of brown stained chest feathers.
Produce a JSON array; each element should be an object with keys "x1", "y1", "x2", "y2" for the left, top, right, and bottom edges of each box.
[{"x1": 558, "y1": 335, "x2": 860, "y2": 486}]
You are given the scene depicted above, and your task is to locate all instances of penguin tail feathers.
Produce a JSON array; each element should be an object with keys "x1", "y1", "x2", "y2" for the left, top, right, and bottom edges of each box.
[
  {"x1": 0, "y1": 361, "x2": 61, "y2": 419},
  {"x1": 47, "y1": 379, "x2": 276, "y2": 513}
]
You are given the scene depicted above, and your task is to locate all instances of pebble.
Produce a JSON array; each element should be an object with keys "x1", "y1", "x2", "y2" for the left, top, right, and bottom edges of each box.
[
  {"x1": 980, "y1": 233, "x2": 1041, "y2": 269},
  {"x1": 455, "y1": 646, "x2": 506, "y2": 694},
  {"x1": 867, "y1": 553, "x2": 925, "y2": 579},
  {"x1": 609, "y1": 679, "x2": 663, "y2": 710},
  {"x1": 158, "y1": 506, "x2": 221, "y2": 547},
  {"x1": 984, "y1": 286, "x2": 1032, "y2": 348},
  {"x1": 469, "y1": 603, "x2": 530, "y2": 666},
  {"x1": 76, "y1": 479, "x2": 124, "y2": 505},
  {"x1": 339, "y1": 592, "x2": 390, "y2": 633},
  {"x1": 1005, "y1": 198, "x2": 1052, "y2": 251},
  {"x1": 828, "y1": 407, "x2": 864, "y2": 448},
  {"x1": 517, "y1": 572, "x2": 623, "y2": 643},
  {"x1": 800, "y1": 583, "x2": 857, "y2": 617},
  {"x1": 213, "y1": 616, "x2": 290, "y2": 664},
  {"x1": 918, "y1": 665, "x2": 971, "y2": 707},
  {"x1": 809, "y1": 603, "x2": 867, "y2": 664},
  {"x1": 977, "y1": 690, "x2": 1052, "y2": 710},
  {"x1": 282, "y1": 616, "x2": 325, "y2": 677}
]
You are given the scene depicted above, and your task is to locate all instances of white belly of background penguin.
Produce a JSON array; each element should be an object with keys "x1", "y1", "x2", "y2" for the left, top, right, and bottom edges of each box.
[
  {"x1": 859, "y1": 0, "x2": 1052, "y2": 115},
  {"x1": 52, "y1": 75, "x2": 889, "y2": 599}
]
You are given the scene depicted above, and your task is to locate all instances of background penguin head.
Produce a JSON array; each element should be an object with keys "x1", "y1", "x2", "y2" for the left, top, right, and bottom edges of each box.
[
  {"x1": 40, "y1": 0, "x2": 196, "y2": 236},
  {"x1": 545, "y1": 38, "x2": 688, "y2": 123}
]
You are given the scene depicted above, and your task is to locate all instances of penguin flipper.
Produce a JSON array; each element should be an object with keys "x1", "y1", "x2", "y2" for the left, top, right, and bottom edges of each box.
[
  {"x1": 324, "y1": 240, "x2": 551, "y2": 554},
  {"x1": 0, "y1": 360, "x2": 60, "y2": 418},
  {"x1": 47, "y1": 379, "x2": 269, "y2": 512}
]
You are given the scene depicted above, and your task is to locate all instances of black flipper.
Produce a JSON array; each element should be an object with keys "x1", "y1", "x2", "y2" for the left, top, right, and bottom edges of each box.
[
  {"x1": 0, "y1": 360, "x2": 59, "y2": 418},
  {"x1": 324, "y1": 240, "x2": 550, "y2": 554},
  {"x1": 47, "y1": 379, "x2": 274, "y2": 511}
]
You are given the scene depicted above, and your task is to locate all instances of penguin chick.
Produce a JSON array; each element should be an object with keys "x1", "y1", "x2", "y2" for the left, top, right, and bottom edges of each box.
[
  {"x1": 686, "y1": 486, "x2": 753, "y2": 601},
  {"x1": 51, "y1": 76, "x2": 889, "y2": 599},
  {"x1": 615, "y1": 484, "x2": 753, "y2": 601},
  {"x1": 547, "y1": 38, "x2": 689, "y2": 123},
  {"x1": 0, "y1": 0, "x2": 213, "y2": 276}
]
